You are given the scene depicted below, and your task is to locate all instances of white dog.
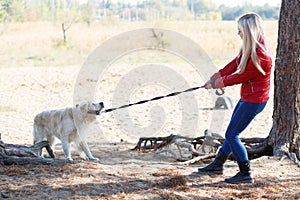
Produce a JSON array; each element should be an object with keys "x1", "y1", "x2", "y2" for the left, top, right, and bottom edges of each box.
[{"x1": 33, "y1": 101, "x2": 104, "y2": 161}]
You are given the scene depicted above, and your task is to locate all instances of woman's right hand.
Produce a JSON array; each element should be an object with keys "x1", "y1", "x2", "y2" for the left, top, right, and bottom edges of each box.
[{"x1": 204, "y1": 80, "x2": 213, "y2": 89}]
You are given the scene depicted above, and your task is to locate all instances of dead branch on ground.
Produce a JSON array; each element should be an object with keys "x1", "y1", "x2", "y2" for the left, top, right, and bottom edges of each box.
[
  {"x1": 132, "y1": 132, "x2": 273, "y2": 163},
  {"x1": 0, "y1": 133, "x2": 67, "y2": 165}
]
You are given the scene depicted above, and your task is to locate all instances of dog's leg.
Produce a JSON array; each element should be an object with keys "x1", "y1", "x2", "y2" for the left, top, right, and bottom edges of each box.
[
  {"x1": 74, "y1": 141, "x2": 88, "y2": 160},
  {"x1": 82, "y1": 141, "x2": 98, "y2": 161},
  {"x1": 61, "y1": 135, "x2": 72, "y2": 161},
  {"x1": 76, "y1": 139, "x2": 98, "y2": 161},
  {"x1": 74, "y1": 128, "x2": 98, "y2": 161}
]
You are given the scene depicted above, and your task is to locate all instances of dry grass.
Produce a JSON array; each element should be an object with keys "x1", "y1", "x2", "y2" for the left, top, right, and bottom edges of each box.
[
  {"x1": 1, "y1": 146, "x2": 300, "y2": 199},
  {"x1": 0, "y1": 20, "x2": 278, "y2": 67},
  {"x1": 0, "y1": 105, "x2": 16, "y2": 112}
]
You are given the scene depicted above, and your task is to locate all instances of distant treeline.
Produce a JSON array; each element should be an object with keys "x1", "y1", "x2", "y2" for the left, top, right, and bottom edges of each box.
[{"x1": 0, "y1": 0, "x2": 280, "y2": 23}]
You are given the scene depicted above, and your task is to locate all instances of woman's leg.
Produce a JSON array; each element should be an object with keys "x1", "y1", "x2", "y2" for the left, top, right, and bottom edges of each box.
[
  {"x1": 198, "y1": 100, "x2": 244, "y2": 174},
  {"x1": 223, "y1": 100, "x2": 266, "y2": 183},
  {"x1": 198, "y1": 100, "x2": 266, "y2": 175},
  {"x1": 224, "y1": 100, "x2": 266, "y2": 162},
  {"x1": 220, "y1": 100, "x2": 244, "y2": 157}
]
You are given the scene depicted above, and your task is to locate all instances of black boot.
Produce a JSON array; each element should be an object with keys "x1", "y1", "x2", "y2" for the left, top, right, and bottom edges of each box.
[
  {"x1": 225, "y1": 160, "x2": 254, "y2": 184},
  {"x1": 198, "y1": 150, "x2": 228, "y2": 174}
]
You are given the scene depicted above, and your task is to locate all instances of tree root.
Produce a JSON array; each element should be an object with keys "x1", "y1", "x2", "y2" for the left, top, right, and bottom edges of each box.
[
  {"x1": 182, "y1": 153, "x2": 216, "y2": 165},
  {"x1": 132, "y1": 133, "x2": 274, "y2": 163}
]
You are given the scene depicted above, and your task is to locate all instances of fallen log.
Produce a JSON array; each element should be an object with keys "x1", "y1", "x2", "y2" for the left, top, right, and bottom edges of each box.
[
  {"x1": 0, "y1": 155, "x2": 68, "y2": 165},
  {"x1": 0, "y1": 133, "x2": 68, "y2": 165}
]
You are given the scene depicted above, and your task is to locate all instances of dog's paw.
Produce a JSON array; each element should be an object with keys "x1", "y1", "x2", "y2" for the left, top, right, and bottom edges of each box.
[
  {"x1": 66, "y1": 157, "x2": 75, "y2": 163},
  {"x1": 66, "y1": 159, "x2": 75, "y2": 164},
  {"x1": 89, "y1": 157, "x2": 99, "y2": 161}
]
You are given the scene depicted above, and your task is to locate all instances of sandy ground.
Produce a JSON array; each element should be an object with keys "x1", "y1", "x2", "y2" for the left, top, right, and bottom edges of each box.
[{"x1": 0, "y1": 65, "x2": 300, "y2": 199}]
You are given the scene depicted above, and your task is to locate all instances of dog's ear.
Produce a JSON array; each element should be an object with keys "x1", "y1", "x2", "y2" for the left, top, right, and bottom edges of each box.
[{"x1": 78, "y1": 102, "x2": 89, "y2": 114}]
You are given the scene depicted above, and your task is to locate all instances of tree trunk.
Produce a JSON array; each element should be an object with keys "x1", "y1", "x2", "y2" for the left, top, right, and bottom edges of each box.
[{"x1": 268, "y1": 0, "x2": 300, "y2": 159}]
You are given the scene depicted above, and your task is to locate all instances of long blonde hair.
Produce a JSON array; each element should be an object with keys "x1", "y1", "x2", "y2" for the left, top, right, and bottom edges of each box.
[{"x1": 237, "y1": 12, "x2": 268, "y2": 75}]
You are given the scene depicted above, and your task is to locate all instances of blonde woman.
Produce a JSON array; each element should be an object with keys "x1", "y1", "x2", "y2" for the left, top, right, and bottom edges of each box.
[{"x1": 198, "y1": 12, "x2": 272, "y2": 184}]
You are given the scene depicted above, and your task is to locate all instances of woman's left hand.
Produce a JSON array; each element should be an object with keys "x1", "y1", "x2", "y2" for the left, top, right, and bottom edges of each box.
[{"x1": 214, "y1": 78, "x2": 224, "y2": 89}]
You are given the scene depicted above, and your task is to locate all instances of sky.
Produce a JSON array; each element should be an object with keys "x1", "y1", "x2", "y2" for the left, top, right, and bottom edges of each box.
[{"x1": 212, "y1": 0, "x2": 281, "y2": 7}]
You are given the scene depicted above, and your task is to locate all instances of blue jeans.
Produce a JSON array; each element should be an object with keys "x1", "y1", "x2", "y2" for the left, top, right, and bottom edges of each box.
[{"x1": 221, "y1": 99, "x2": 267, "y2": 162}]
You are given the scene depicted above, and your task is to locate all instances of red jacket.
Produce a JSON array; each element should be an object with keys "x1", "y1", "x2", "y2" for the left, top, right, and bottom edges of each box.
[{"x1": 210, "y1": 47, "x2": 272, "y2": 104}]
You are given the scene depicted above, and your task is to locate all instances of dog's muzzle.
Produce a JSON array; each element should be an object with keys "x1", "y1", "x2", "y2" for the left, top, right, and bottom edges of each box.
[{"x1": 87, "y1": 102, "x2": 105, "y2": 115}]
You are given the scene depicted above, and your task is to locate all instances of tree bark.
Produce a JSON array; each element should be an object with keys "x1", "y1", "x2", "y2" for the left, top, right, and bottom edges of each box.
[
  {"x1": 0, "y1": 137, "x2": 67, "y2": 165},
  {"x1": 268, "y1": 0, "x2": 300, "y2": 159}
]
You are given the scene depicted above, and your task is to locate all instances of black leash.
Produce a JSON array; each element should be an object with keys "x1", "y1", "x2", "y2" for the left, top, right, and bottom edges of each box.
[{"x1": 103, "y1": 86, "x2": 224, "y2": 113}]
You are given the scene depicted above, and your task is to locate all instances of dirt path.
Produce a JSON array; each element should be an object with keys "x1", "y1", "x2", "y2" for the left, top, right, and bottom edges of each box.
[
  {"x1": 1, "y1": 66, "x2": 299, "y2": 199},
  {"x1": 1, "y1": 142, "x2": 300, "y2": 199}
]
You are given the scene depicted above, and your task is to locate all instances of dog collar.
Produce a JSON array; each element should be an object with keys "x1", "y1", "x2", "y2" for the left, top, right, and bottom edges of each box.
[{"x1": 87, "y1": 110, "x2": 101, "y2": 115}]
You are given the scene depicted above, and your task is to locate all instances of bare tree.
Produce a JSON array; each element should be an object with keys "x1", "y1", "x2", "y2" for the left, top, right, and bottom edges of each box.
[
  {"x1": 268, "y1": 0, "x2": 300, "y2": 160},
  {"x1": 61, "y1": 21, "x2": 74, "y2": 45}
]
